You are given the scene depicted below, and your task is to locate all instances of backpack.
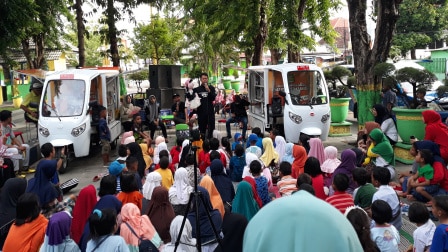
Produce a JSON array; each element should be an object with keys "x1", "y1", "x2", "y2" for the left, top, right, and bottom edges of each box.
[{"x1": 124, "y1": 222, "x2": 158, "y2": 252}]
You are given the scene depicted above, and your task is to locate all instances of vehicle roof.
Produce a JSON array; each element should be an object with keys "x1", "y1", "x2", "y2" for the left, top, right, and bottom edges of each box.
[
  {"x1": 46, "y1": 69, "x2": 119, "y2": 80},
  {"x1": 248, "y1": 63, "x2": 322, "y2": 72}
]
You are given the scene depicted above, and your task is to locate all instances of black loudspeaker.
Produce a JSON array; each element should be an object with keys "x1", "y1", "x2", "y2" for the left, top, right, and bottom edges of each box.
[
  {"x1": 146, "y1": 88, "x2": 173, "y2": 109},
  {"x1": 148, "y1": 65, "x2": 181, "y2": 89},
  {"x1": 271, "y1": 96, "x2": 283, "y2": 116}
]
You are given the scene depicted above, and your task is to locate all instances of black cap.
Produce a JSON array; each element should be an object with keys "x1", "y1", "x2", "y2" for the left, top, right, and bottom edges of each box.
[{"x1": 172, "y1": 93, "x2": 180, "y2": 98}]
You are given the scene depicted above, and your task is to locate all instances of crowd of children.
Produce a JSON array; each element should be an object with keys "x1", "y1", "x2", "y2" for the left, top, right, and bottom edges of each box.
[{"x1": 5, "y1": 107, "x2": 448, "y2": 252}]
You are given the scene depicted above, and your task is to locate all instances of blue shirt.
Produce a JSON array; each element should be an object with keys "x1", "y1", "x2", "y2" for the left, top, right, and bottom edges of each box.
[
  {"x1": 98, "y1": 118, "x2": 111, "y2": 141},
  {"x1": 430, "y1": 224, "x2": 448, "y2": 252},
  {"x1": 255, "y1": 176, "x2": 271, "y2": 206}
]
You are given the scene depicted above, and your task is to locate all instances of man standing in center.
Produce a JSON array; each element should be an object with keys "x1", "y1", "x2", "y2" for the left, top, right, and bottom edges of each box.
[{"x1": 195, "y1": 73, "x2": 216, "y2": 139}]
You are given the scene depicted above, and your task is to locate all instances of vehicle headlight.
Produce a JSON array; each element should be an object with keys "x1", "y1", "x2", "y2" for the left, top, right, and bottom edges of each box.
[
  {"x1": 321, "y1": 113, "x2": 330, "y2": 123},
  {"x1": 289, "y1": 111, "x2": 302, "y2": 124},
  {"x1": 38, "y1": 125, "x2": 49, "y2": 137},
  {"x1": 71, "y1": 123, "x2": 86, "y2": 137}
]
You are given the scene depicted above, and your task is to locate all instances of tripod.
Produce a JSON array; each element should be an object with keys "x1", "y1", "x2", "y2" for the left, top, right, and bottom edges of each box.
[{"x1": 174, "y1": 142, "x2": 222, "y2": 252}]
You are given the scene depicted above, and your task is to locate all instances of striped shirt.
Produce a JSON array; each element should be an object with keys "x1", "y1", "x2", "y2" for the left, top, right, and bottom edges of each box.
[
  {"x1": 325, "y1": 191, "x2": 354, "y2": 214},
  {"x1": 277, "y1": 175, "x2": 297, "y2": 196}
]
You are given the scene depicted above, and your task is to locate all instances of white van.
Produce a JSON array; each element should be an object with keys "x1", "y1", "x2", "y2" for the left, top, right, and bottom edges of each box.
[{"x1": 248, "y1": 63, "x2": 331, "y2": 143}]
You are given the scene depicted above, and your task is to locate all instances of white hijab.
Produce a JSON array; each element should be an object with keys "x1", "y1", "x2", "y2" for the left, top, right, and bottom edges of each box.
[
  {"x1": 142, "y1": 172, "x2": 162, "y2": 200},
  {"x1": 275, "y1": 136, "x2": 287, "y2": 159},
  {"x1": 154, "y1": 142, "x2": 171, "y2": 164},
  {"x1": 242, "y1": 153, "x2": 262, "y2": 178},
  {"x1": 168, "y1": 168, "x2": 193, "y2": 205},
  {"x1": 162, "y1": 216, "x2": 197, "y2": 252},
  {"x1": 179, "y1": 139, "x2": 190, "y2": 162}
]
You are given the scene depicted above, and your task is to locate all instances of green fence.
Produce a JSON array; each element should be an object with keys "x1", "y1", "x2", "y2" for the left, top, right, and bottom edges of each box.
[{"x1": 418, "y1": 58, "x2": 446, "y2": 80}]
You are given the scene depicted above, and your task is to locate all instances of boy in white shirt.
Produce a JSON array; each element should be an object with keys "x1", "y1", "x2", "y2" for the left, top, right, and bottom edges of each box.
[{"x1": 407, "y1": 202, "x2": 436, "y2": 252}]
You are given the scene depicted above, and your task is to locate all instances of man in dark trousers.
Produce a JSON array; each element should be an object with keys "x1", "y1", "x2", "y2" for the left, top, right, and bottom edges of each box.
[
  {"x1": 194, "y1": 73, "x2": 216, "y2": 139},
  {"x1": 171, "y1": 93, "x2": 186, "y2": 124},
  {"x1": 226, "y1": 94, "x2": 250, "y2": 141}
]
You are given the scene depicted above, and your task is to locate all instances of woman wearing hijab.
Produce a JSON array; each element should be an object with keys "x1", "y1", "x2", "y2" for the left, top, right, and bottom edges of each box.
[
  {"x1": 0, "y1": 178, "x2": 27, "y2": 249},
  {"x1": 274, "y1": 136, "x2": 287, "y2": 159},
  {"x1": 70, "y1": 185, "x2": 97, "y2": 244},
  {"x1": 26, "y1": 161, "x2": 60, "y2": 212},
  {"x1": 178, "y1": 139, "x2": 191, "y2": 168},
  {"x1": 321, "y1": 146, "x2": 341, "y2": 187},
  {"x1": 242, "y1": 153, "x2": 261, "y2": 178},
  {"x1": 169, "y1": 168, "x2": 193, "y2": 216},
  {"x1": 308, "y1": 138, "x2": 325, "y2": 165},
  {"x1": 281, "y1": 143, "x2": 294, "y2": 164},
  {"x1": 331, "y1": 149, "x2": 358, "y2": 195},
  {"x1": 120, "y1": 95, "x2": 139, "y2": 132},
  {"x1": 422, "y1": 109, "x2": 448, "y2": 163},
  {"x1": 231, "y1": 181, "x2": 259, "y2": 221},
  {"x1": 154, "y1": 138, "x2": 172, "y2": 165},
  {"x1": 0, "y1": 158, "x2": 15, "y2": 188},
  {"x1": 139, "y1": 141, "x2": 153, "y2": 169},
  {"x1": 215, "y1": 213, "x2": 248, "y2": 252},
  {"x1": 142, "y1": 171, "x2": 163, "y2": 211},
  {"x1": 242, "y1": 176, "x2": 263, "y2": 208},
  {"x1": 199, "y1": 175, "x2": 225, "y2": 218},
  {"x1": 40, "y1": 211, "x2": 80, "y2": 252},
  {"x1": 162, "y1": 216, "x2": 196, "y2": 252},
  {"x1": 368, "y1": 128, "x2": 395, "y2": 179},
  {"x1": 260, "y1": 137, "x2": 279, "y2": 168},
  {"x1": 147, "y1": 186, "x2": 176, "y2": 244},
  {"x1": 120, "y1": 203, "x2": 163, "y2": 251},
  {"x1": 371, "y1": 104, "x2": 398, "y2": 145},
  {"x1": 243, "y1": 191, "x2": 363, "y2": 251},
  {"x1": 210, "y1": 159, "x2": 235, "y2": 205},
  {"x1": 357, "y1": 121, "x2": 380, "y2": 153},
  {"x1": 187, "y1": 186, "x2": 222, "y2": 251},
  {"x1": 121, "y1": 131, "x2": 134, "y2": 145},
  {"x1": 291, "y1": 145, "x2": 308, "y2": 179},
  {"x1": 3, "y1": 193, "x2": 49, "y2": 252},
  {"x1": 127, "y1": 142, "x2": 147, "y2": 178}
]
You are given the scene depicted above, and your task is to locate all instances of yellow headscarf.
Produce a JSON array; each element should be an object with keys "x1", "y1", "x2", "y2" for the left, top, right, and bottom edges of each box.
[{"x1": 260, "y1": 137, "x2": 279, "y2": 167}]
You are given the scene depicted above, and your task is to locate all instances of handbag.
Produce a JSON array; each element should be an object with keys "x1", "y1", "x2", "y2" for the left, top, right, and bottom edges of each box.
[{"x1": 124, "y1": 222, "x2": 158, "y2": 252}]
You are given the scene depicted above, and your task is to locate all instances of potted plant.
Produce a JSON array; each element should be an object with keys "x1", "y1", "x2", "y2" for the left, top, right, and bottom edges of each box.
[
  {"x1": 231, "y1": 70, "x2": 240, "y2": 92},
  {"x1": 325, "y1": 66, "x2": 353, "y2": 123}
]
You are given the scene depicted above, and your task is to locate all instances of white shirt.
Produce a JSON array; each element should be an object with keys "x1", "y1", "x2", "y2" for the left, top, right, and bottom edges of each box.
[
  {"x1": 372, "y1": 185, "x2": 402, "y2": 230},
  {"x1": 371, "y1": 225, "x2": 400, "y2": 252},
  {"x1": 413, "y1": 220, "x2": 436, "y2": 252},
  {"x1": 381, "y1": 118, "x2": 398, "y2": 142}
]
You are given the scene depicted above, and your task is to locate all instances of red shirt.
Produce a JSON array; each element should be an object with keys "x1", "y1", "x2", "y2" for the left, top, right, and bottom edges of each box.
[
  {"x1": 311, "y1": 174, "x2": 327, "y2": 200},
  {"x1": 170, "y1": 146, "x2": 181, "y2": 166},
  {"x1": 325, "y1": 191, "x2": 354, "y2": 214},
  {"x1": 198, "y1": 150, "x2": 210, "y2": 174}
]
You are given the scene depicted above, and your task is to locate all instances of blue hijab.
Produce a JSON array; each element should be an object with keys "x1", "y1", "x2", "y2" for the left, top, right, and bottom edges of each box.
[
  {"x1": 187, "y1": 186, "x2": 222, "y2": 243},
  {"x1": 26, "y1": 159, "x2": 59, "y2": 206},
  {"x1": 210, "y1": 159, "x2": 235, "y2": 203},
  {"x1": 281, "y1": 143, "x2": 295, "y2": 164}
]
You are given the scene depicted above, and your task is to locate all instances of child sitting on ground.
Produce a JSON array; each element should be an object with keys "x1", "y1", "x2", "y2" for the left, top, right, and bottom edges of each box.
[
  {"x1": 325, "y1": 173, "x2": 354, "y2": 214},
  {"x1": 126, "y1": 156, "x2": 142, "y2": 191},
  {"x1": 353, "y1": 167, "x2": 377, "y2": 210},
  {"x1": 250, "y1": 160, "x2": 271, "y2": 206},
  {"x1": 116, "y1": 144, "x2": 128, "y2": 165},
  {"x1": 407, "y1": 202, "x2": 436, "y2": 252},
  {"x1": 116, "y1": 172, "x2": 143, "y2": 210},
  {"x1": 401, "y1": 149, "x2": 437, "y2": 202},
  {"x1": 371, "y1": 166, "x2": 402, "y2": 230},
  {"x1": 277, "y1": 161, "x2": 297, "y2": 196},
  {"x1": 430, "y1": 195, "x2": 448, "y2": 250},
  {"x1": 198, "y1": 140, "x2": 210, "y2": 174},
  {"x1": 108, "y1": 160, "x2": 127, "y2": 192},
  {"x1": 246, "y1": 134, "x2": 262, "y2": 158},
  {"x1": 170, "y1": 138, "x2": 183, "y2": 170},
  {"x1": 229, "y1": 144, "x2": 246, "y2": 183},
  {"x1": 370, "y1": 199, "x2": 400, "y2": 251},
  {"x1": 132, "y1": 113, "x2": 150, "y2": 144},
  {"x1": 156, "y1": 156, "x2": 174, "y2": 190}
]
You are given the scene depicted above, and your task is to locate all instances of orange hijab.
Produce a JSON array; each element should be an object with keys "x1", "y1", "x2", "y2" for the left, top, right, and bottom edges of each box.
[
  {"x1": 199, "y1": 175, "x2": 225, "y2": 218},
  {"x1": 291, "y1": 145, "x2": 308, "y2": 179}
]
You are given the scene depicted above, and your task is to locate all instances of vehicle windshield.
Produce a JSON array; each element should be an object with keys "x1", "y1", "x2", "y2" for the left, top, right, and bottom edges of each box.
[
  {"x1": 41, "y1": 79, "x2": 86, "y2": 117},
  {"x1": 287, "y1": 70, "x2": 328, "y2": 106}
]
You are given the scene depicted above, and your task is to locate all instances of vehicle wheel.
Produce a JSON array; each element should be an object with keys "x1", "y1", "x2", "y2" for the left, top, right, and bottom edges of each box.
[{"x1": 58, "y1": 156, "x2": 69, "y2": 174}]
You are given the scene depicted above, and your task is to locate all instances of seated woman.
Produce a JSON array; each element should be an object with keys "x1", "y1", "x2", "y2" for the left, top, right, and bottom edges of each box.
[
  {"x1": 162, "y1": 216, "x2": 197, "y2": 252},
  {"x1": 366, "y1": 128, "x2": 396, "y2": 179},
  {"x1": 357, "y1": 121, "x2": 380, "y2": 153},
  {"x1": 422, "y1": 110, "x2": 448, "y2": 163},
  {"x1": 40, "y1": 211, "x2": 80, "y2": 251},
  {"x1": 3, "y1": 193, "x2": 49, "y2": 252},
  {"x1": 26, "y1": 161, "x2": 60, "y2": 217},
  {"x1": 146, "y1": 186, "x2": 176, "y2": 244},
  {"x1": 0, "y1": 178, "x2": 27, "y2": 249},
  {"x1": 120, "y1": 95, "x2": 140, "y2": 132},
  {"x1": 371, "y1": 104, "x2": 398, "y2": 145},
  {"x1": 168, "y1": 168, "x2": 193, "y2": 216}
]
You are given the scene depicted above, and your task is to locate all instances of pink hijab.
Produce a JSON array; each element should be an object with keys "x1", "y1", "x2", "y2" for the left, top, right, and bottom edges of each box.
[
  {"x1": 308, "y1": 138, "x2": 325, "y2": 165},
  {"x1": 121, "y1": 131, "x2": 134, "y2": 144},
  {"x1": 321, "y1": 146, "x2": 341, "y2": 174}
]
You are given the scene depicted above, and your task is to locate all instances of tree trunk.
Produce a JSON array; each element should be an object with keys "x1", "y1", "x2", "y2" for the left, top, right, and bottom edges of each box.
[
  {"x1": 2, "y1": 64, "x2": 11, "y2": 85},
  {"x1": 33, "y1": 33, "x2": 45, "y2": 69},
  {"x1": 107, "y1": 0, "x2": 120, "y2": 67},
  {"x1": 411, "y1": 48, "x2": 416, "y2": 59},
  {"x1": 270, "y1": 48, "x2": 281, "y2": 65},
  {"x1": 245, "y1": 49, "x2": 252, "y2": 67},
  {"x1": 252, "y1": 0, "x2": 267, "y2": 66},
  {"x1": 347, "y1": 0, "x2": 401, "y2": 125},
  {"x1": 288, "y1": 45, "x2": 299, "y2": 63},
  {"x1": 21, "y1": 39, "x2": 33, "y2": 69},
  {"x1": 75, "y1": 0, "x2": 85, "y2": 67}
]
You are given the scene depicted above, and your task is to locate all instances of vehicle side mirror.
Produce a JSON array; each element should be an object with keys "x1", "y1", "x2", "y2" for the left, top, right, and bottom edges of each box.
[{"x1": 279, "y1": 90, "x2": 286, "y2": 97}]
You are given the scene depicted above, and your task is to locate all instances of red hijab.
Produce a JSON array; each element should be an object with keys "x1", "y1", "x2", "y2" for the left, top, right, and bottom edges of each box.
[
  {"x1": 70, "y1": 185, "x2": 97, "y2": 244},
  {"x1": 243, "y1": 176, "x2": 263, "y2": 208},
  {"x1": 292, "y1": 145, "x2": 308, "y2": 178}
]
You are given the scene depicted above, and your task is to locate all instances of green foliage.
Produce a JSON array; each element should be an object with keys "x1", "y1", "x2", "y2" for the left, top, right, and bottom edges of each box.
[
  {"x1": 395, "y1": 67, "x2": 436, "y2": 95},
  {"x1": 325, "y1": 65, "x2": 352, "y2": 97},
  {"x1": 132, "y1": 15, "x2": 183, "y2": 64},
  {"x1": 373, "y1": 63, "x2": 395, "y2": 78},
  {"x1": 65, "y1": 24, "x2": 108, "y2": 67},
  {"x1": 127, "y1": 70, "x2": 147, "y2": 81},
  {"x1": 393, "y1": 0, "x2": 448, "y2": 56},
  {"x1": 437, "y1": 85, "x2": 448, "y2": 98}
]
